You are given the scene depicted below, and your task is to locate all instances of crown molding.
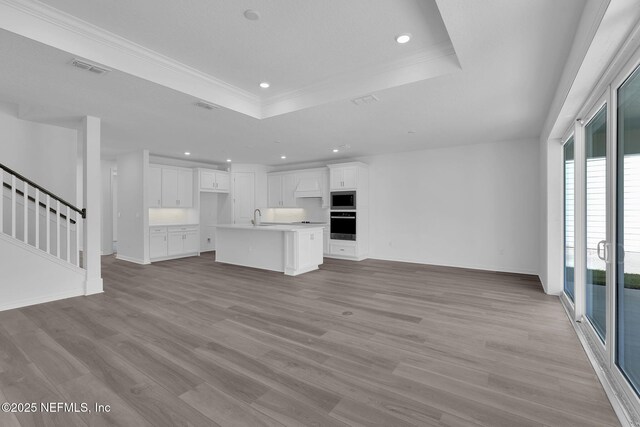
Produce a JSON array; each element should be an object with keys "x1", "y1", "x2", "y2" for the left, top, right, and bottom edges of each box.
[{"x1": 0, "y1": 0, "x2": 262, "y2": 117}]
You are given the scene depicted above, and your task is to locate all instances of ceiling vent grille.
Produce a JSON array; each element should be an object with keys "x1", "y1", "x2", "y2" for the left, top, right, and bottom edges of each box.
[
  {"x1": 351, "y1": 94, "x2": 378, "y2": 106},
  {"x1": 195, "y1": 100, "x2": 220, "y2": 110},
  {"x1": 70, "y1": 59, "x2": 111, "y2": 75}
]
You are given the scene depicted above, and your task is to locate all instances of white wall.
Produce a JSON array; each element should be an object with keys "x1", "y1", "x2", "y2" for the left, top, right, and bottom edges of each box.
[
  {"x1": 0, "y1": 103, "x2": 77, "y2": 203},
  {"x1": 116, "y1": 150, "x2": 149, "y2": 264},
  {"x1": 364, "y1": 139, "x2": 540, "y2": 275},
  {"x1": 101, "y1": 160, "x2": 115, "y2": 255}
]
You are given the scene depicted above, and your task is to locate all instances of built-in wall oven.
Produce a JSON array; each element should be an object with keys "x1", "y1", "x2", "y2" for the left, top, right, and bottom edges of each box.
[
  {"x1": 330, "y1": 211, "x2": 356, "y2": 241},
  {"x1": 330, "y1": 191, "x2": 356, "y2": 210}
]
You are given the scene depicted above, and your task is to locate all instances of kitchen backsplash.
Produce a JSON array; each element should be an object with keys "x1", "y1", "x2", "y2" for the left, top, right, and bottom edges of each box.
[
  {"x1": 262, "y1": 198, "x2": 329, "y2": 223},
  {"x1": 149, "y1": 208, "x2": 199, "y2": 225}
]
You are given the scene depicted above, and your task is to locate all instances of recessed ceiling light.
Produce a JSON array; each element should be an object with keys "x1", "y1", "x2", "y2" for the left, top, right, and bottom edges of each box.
[
  {"x1": 260, "y1": 82, "x2": 270, "y2": 89},
  {"x1": 226, "y1": 159, "x2": 232, "y2": 162},
  {"x1": 184, "y1": 152, "x2": 191, "y2": 156},
  {"x1": 396, "y1": 33, "x2": 411, "y2": 44},
  {"x1": 408, "y1": 130, "x2": 416, "y2": 134},
  {"x1": 244, "y1": 9, "x2": 260, "y2": 20},
  {"x1": 332, "y1": 149, "x2": 339, "y2": 153},
  {"x1": 280, "y1": 155, "x2": 286, "y2": 159}
]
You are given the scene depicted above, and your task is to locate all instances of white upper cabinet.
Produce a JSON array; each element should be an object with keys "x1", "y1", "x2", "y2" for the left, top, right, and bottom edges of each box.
[
  {"x1": 177, "y1": 169, "x2": 193, "y2": 207},
  {"x1": 161, "y1": 168, "x2": 179, "y2": 207},
  {"x1": 150, "y1": 165, "x2": 194, "y2": 208},
  {"x1": 330, "y1": 165, "x2": 358, "y2": 190},
  {"x1": 268, "y1": 173, "x2": 298, "y2": 208},
  {"x1": 282, "y1": 174, "x2": 297, "y2": 207},
  {"x1": 215, "y1": 171, "x2": 230, "y2": 192},
  {"x1": 148, "y1": 166, "x2": 162, "y2": 208},
  {"x1": 268, "y1": 175, "x2": 283, "y2": 207},
  {"x1": 199, "y1": 169, "x2": 229, "y2": 193}
]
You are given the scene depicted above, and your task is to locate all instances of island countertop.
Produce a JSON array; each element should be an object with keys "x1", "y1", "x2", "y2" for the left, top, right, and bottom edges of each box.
[{"x1": 214, "y1": 224, "x2": 324, "y2": 232}]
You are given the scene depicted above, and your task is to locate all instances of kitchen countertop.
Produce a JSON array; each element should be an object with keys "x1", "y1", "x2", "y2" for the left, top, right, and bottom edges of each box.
[
  {"x1": 149, "y1": 223, "x2": 199, "y2": 227},
  {"x1": 261, "y1": 222, "x2": 328, "y2": 226},
  {"x1": 215, "y1": 224, "x2": 324, "y2": 232}
]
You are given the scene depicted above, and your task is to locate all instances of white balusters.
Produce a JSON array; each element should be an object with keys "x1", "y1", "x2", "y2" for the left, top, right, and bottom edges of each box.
[
  {"x1": 11, "y1": 175, "x2": 16, "y2": 238},
  {"x1": 34, "y1": 189, "x2": 39, "y2": 250},
  {"x1": 1, "y1": 165, "x2": 85, "y2": 269},
  {"x1": 46, "y1": 194, "x2": 51, "y2": 254},
  {"x1": 76, "y1": 211, "x2": 81, "y2": 267},
  {"x1": 56, "y1": 200, "x2": 61, "y2": 259},
  {"x1": 23, "y1": 180, "x2": 28, "y2": 244},
  {"x1": 66, "y1": 205, "x2": 71, "y2": 263}
]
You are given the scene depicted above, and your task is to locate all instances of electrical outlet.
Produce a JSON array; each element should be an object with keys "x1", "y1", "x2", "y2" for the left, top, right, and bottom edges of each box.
[{"x1": 207, "y1": 238, "x2": 211, "y2": 243}]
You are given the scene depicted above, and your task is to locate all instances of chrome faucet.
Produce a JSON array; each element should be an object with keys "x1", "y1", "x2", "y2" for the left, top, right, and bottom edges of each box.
[{"x1": 252, "y1": 208, "x2": 262, "y2": 226}]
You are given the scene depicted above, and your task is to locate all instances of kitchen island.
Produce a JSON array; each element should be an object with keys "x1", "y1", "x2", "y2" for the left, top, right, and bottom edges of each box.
[{"x1": 214, "y1": 224, "x2": 324, "y2": 275}]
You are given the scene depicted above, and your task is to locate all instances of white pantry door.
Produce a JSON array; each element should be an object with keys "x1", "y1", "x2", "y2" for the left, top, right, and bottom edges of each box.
[{"x1": 233, "y1": 172, "x2": 254, "y2": 224}]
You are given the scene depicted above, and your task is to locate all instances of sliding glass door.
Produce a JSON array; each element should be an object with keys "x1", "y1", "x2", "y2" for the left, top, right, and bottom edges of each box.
[
  {"x1": 561, "y1": 49, "x2": 640, "y2": 420},
  {"x1": 616, "y1": 64, "x2": 640, "y2": 394},
  {"x1": 564, "y1": 137, "x2": 575, "y2": 302},
  {"x1": 585, "y1": 105, "x2": 608, "y2": 341}
]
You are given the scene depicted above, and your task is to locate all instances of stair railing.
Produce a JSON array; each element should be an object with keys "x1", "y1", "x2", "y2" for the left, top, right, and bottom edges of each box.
[{"x1": 0, "y1": 162, "x2": 86, "y2": 268}]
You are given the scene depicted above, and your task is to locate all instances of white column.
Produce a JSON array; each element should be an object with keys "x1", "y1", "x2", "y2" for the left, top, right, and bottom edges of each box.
[
  {"x1": 82, "y1": 116, "x2": 103, "y2": 295},
  {"x1": 542, "y1": 138, "x2": 564, "y2": 295}
]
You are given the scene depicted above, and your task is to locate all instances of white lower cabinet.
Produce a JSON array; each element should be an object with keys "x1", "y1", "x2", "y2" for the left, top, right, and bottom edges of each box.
[
  {"x1": 150, "y1": 227, "x2": 168, "y2": 259},
  {"x1": 149, "y1": 225, "x2": 199, "y2": 261},
  {"x1": 329, "y1": 240, "x2": 357, "y2": 257},
  {"x1": 284, "y1": 228, "x2": 323, "y2": 276}
]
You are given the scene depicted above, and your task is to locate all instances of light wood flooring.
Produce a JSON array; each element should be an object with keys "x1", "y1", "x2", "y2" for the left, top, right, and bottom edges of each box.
[{"x1": 0, "y1": 254, "x2": 620, "y2": 426}]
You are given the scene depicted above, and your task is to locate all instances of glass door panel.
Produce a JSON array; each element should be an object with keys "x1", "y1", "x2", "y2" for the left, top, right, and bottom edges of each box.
[
  {"x1": 565, "y1": 137, "x2": 575, "y2": 301},
  {"x1": 617, "y1": 64, "x2": 640, "y2": 394},
  {"x1": 585, "y1": 105, "x2": 607, "y2": 341}
]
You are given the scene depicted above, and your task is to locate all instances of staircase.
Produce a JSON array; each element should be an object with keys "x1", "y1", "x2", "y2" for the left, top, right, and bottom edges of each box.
[{"x1": 0, "y1": 162, "x2": 88, "y2": 311}]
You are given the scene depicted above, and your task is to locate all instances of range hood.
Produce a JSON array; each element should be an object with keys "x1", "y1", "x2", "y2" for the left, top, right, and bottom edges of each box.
[{"x1": 294, "y1": 176, "x2": 322, "y2": 198}]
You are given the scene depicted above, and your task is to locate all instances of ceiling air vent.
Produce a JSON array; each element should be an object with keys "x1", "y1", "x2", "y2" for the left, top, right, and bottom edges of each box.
[
  {"x1": 351, "y1": 94, "x2": 378, "y2": 106},
  {"x1": 70, "y1": 59, "x2": 111, "y2": 75},
  {"x1": 195, "y1": 100, "x2": 220, "y2": 110}
]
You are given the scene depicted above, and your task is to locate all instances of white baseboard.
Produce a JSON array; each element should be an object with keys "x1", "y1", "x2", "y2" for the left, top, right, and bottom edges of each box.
[
  {"x1": 149, "y1": 252, "x2": 200, "y2": 263},
  {"x1": 0, "y1": 287, "x2": 84, "y2": 312},
  {"x1": 115, "y1": 254, "x2": 150, "y2": 265},
  {"x1": 324, "y1": 254, "x2": 368, "y2": 261},
  {"x1": 368, "y1": 254, "x2": 539, "y2": 277}
]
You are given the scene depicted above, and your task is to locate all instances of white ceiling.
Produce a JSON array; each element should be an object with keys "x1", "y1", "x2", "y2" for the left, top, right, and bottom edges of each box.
[{"x1": 0, "y1": 0, "x2": 586, "y2": 166}]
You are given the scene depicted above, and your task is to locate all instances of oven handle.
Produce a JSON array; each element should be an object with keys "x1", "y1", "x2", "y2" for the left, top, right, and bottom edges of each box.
[{"x1": 330, "y1": 216, "x2": 356, "y2": 219}]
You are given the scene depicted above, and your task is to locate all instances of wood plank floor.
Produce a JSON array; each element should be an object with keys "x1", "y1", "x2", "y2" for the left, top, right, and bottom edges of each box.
[{"x1": 0, "y1": 254, "x2": 620, "y2": 426}]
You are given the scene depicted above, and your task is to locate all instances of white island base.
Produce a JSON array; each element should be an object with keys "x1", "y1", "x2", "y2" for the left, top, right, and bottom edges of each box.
[{"x1": 215, "y1": 225, "x2": 324, "y2": 276}]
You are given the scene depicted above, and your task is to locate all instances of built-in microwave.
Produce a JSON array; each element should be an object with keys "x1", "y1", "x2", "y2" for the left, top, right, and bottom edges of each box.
[{"x1": 330, "y1": 191, "x2": 356, "y2": 210}]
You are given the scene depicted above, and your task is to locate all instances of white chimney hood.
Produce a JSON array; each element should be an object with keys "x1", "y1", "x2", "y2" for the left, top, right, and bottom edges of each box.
[{"x1": 294, "y1": 176, "x2": 322, "y2": 198}]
